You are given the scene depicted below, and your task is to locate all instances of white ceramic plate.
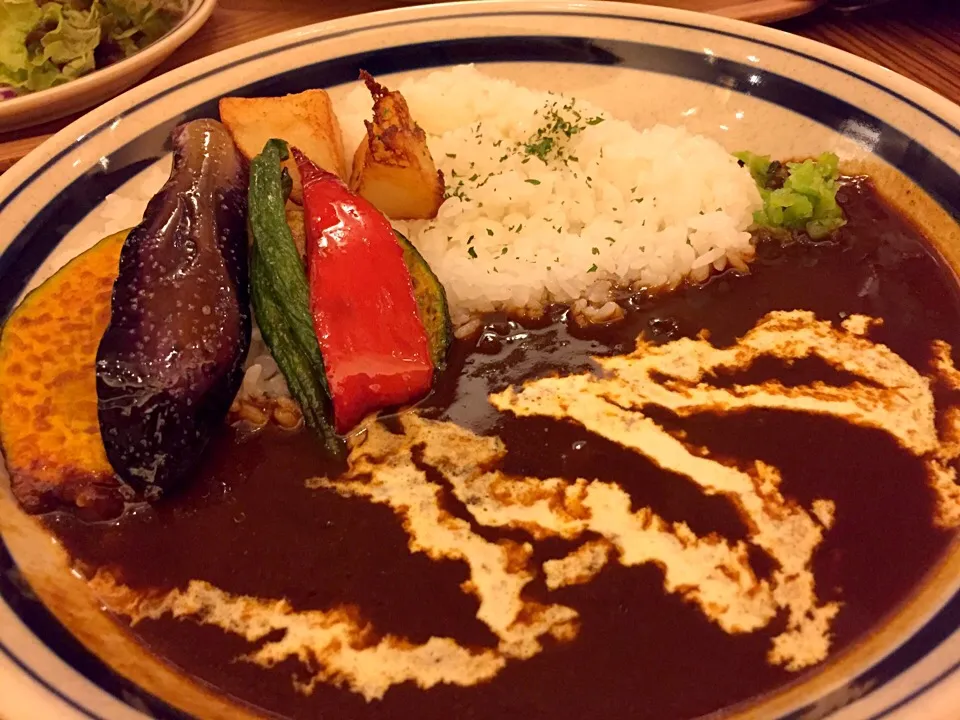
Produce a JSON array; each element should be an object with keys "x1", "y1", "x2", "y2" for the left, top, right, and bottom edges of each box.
[
  {"x1": 0, "y1": 2, "x2": 958, "y2": 719},
  {"x1": 0, "y1": 0, "x2": 217, "y2": 133}
]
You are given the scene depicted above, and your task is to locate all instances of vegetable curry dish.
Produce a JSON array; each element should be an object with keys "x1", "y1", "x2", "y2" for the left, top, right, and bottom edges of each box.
[{"x1": 0, "y1": 66, "x2": 958, "y2": 720}]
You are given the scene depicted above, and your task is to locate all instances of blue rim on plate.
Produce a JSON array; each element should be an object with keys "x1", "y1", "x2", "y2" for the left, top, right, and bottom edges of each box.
[{"x1": 0, "y1": 5, "x2": 957, "y2": 719}]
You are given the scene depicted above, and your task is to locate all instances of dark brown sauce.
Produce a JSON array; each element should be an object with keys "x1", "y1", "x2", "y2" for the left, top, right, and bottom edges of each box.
[{"x1": 47, "y1": 178, "x2": 960, "y2": 719}]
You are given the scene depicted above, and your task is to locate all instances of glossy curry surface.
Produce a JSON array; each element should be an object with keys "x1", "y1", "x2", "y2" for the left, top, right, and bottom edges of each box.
[{"x1": 45, "y1": 178, "x2": 960, "y2": 719}]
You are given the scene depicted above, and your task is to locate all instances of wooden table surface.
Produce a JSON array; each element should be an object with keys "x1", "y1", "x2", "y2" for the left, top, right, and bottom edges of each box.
[{"x1": 0, "y1": 0, "x2": 957, "y2": 173}]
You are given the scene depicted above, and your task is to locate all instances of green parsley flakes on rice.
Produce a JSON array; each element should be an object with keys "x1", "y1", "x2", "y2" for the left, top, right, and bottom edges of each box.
[{"x1": 340, "y1": 64, "x2": 762, "y2": 333}]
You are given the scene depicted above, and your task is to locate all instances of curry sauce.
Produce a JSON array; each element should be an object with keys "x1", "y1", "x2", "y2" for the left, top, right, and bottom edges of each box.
[{"x1": 45, "y1": 178, "x2": 960, "y2": 719}]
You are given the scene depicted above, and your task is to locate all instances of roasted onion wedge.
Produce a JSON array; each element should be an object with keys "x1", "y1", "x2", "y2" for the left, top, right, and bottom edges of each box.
[{"x1": 349, "y1": 71, "x2": 444, "y2": 220}]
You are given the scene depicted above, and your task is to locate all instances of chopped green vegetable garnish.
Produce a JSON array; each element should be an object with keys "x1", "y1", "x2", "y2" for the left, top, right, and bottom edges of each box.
[
  {"x1": 468, "y1": 247, "x2": 477, "y2": 259},
  {"x1": 587, "y1": 264, "x2": 598, "y2": 273},
  {"x1": 734, "y1": 150, "x2": 773, "y2": 186},
  {"x1": 735, "y1": 150, "x2": 846, "y2": 239},
  {"x1": 525, "y1": 136, "x2": 555, "y2": 162},
  {"x1": 525, "y1": 179, "x2": 541, "y2": 185}
]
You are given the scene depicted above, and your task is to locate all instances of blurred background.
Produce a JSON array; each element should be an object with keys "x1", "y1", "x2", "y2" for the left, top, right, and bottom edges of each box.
[
  {"x1": 155, "y1": 0, "x2": 960, "y2": 107},
  {"x1": 130, "y1": 0, "x2": 960, "y2": 101}
]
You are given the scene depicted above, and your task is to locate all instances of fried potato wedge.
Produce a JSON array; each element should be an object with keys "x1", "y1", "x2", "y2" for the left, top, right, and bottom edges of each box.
[
  {"x1": 219, "y1": 90, "x2": 347, "y2": 203},
  {"x1": 0, "y1": 231, "x2": 128, "y2": 519},
  {"x1": 349, "y1": 72, "x2": 444, "y2": 220}
]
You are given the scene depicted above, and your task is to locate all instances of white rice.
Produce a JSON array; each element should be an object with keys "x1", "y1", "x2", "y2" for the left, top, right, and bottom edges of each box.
[
  {"x1": 242, "y1": 327, "x2": 291, "y2": 399},
  {"x1": 97, "y1": 162, "x2": 171, "y2": 237},
  {"x1": 340, "y1": 65, "x2": 762, "y2": 327}
]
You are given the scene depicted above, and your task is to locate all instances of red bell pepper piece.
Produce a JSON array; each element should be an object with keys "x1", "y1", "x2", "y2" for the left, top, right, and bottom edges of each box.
[{"x1": 292, "y1": 148, "x2": 434, "y2": 433}]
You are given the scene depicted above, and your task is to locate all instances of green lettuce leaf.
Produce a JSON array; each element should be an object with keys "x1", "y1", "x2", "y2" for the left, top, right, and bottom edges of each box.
[
  {"x1": 0, "y1": 0, "x2": 44, "y2": 90},
  {"x1": 102, "y1": 0, "x2": 189, "y2": 51},
  {"x1": 40, "y1": 3, "x2": 103, "y2": 87},
  {"x1": 735, "y1": 150, "x2": 846, "y2": 240},
  {"x1": 0, "y1": 0, "x2": 188, "y2": 96}
]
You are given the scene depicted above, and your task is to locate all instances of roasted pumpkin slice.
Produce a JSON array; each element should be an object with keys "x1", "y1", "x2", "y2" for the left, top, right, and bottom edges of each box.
[{"x1": 0, "y1": 231, "x2": 127, "y2": 519}]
